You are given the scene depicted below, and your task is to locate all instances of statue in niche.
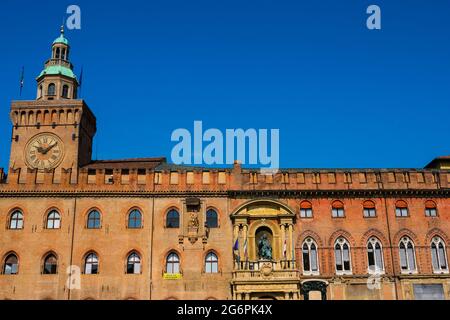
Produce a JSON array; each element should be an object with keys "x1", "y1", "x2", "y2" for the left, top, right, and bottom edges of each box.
[
  {"x1": 257, "y1": 234, "x2": 273, "y2": 260},
  {"x1": 188, "y1": 212, "x2": 199, "y2": 229}
]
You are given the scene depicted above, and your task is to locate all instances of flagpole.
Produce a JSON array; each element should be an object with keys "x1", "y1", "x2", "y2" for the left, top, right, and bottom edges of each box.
[
  {"x1": 19, "y1": 66, "x2": 24, "y2": 97},
  {"x1": 78, "y1": 66, "x2": 83, "y2": 98}
]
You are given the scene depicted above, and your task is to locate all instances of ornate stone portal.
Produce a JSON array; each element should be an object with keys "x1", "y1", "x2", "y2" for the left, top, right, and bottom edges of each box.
[{"x1": 230, "y1": 199, "x2": 300, "y2": 300}]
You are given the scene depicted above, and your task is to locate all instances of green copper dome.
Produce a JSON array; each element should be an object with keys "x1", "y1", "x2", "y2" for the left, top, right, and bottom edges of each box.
[
  {"x1": 53, "y1": 34, "x2": 69, "y2": 45},
  {"x1": 37, "y1": 65, "x2": 77, "y2": 79},
  {"x1": 53, "y1": 25, "x2": 69, "y2": 45}
]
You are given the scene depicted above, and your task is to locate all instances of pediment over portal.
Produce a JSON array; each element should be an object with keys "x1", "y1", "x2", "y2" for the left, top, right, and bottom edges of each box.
[{"x1": 230, "y1": 199, "x2": 295, "y2": 218}]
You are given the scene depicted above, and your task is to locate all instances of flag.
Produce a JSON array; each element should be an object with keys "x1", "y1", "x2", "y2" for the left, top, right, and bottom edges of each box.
[
  {"x1": 243, "y1": 237, "x2": 248, "y2": 259},
  {"x1": 19, "y1": 66, "x2": 24, "y2": 96},
  {"x1": 232, "y1": 238, "x2": 239, "y2": 251}
]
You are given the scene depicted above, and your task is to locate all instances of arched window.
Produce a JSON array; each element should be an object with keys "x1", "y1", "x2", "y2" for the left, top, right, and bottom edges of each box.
[
  {"x1": 3, "y1": 253, "x2": 18, "y2": 275},
  {"x1": 395, "y1": 200, "x2": 409, "y2": 217},
  {"x1": 84, "y1": 252, "x2": 99, "y2": 274},
  {"x1": 9, "y1": 210, "x2": 23, "y2": 229},
  {"x1": 205, "y1": 252, "x2": 218, "y2": 273},
  {"x1": 331, "y1": 201, "x2": 345, "y2": 218},
  {"x1": 61, "y1": 48, "x2": 66, "y2": 60},
  {"x1": 87, "y1": 210, "x2": 101, "y2": 229},
  {"x1": 55, "y1": 47, "x2": 60, "y2": 59},
  {"x1": 46, "y1": 210, "x2": 61, "y2": 229},
  {"x1": 399, "y1": 237, "x2": 416, "y2": 273},
  {"x1": 128, "y1": 209, "x2": 142, "y2": 229},
  {"x1": 39, "y1": 85, "x2": 43, "y2": 98},
  {"x1": 300, "y1": 201, "x2": 313, "y2": 218},
  {"x1": 47, "y1": 83, "x2": 56, "y2": 96},
  {"x1": 126, "y1": 252, "x2": 141, "y2": 274},
  {"x1": 166, "y1": 252, "x2": 180, "y2": 274},
  {"x1": 166, "y1": 209, "x2": 179, "y2": 228},
  {"x1": 206, "y1": 209, "x2": 218, "y2": 228},
  {"x1": 334, "y1": 237, "x2": 351, "y2": 274},
  {"x1": 43, "y1": 253, "x2": 58, "y2": 274},
  {"x1": 363, "y1": 200, "x2": 376, "y2": 218},
  {"x1": 302, "y1": 238, "x2": 319, "y2": 274},
  {"x1": 62, "y1": 85, "x2": 69, "y2": 98},
  {"x1": 425, "y1": 200, "x2": 438, "y2": 217},
  {"x1": 367, "y1": 237, "x2": 384, "y2": 273},
  {"x1": 431, "y1": 237, "x2": 448, "y2": 273}
]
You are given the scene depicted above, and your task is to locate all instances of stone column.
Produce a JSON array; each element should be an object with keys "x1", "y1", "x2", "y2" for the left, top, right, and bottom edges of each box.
[
  {"x1": 242, "y1": 224, "x2": 248, "y2": 262},
  {"x1": 288, "y1": 223, "x2": 293, "y2": 261},
  {"x1": 280, "y1": 224, "x2": 286, "y2": 261}
]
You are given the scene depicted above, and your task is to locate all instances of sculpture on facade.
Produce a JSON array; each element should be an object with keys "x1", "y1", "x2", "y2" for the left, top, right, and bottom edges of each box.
[{"x1": 257, "y1": 234, "x2": 272, "y2": 260}]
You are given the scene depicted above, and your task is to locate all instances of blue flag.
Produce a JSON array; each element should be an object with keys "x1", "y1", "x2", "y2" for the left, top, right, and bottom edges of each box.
[{"x1": 233, "y1": 238, "x2": 239, "y2": 251}]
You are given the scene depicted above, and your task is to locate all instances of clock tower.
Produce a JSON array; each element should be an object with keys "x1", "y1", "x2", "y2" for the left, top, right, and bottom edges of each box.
[{"x1": 8, "y1": 26, "x2": 96, "y2": 183}]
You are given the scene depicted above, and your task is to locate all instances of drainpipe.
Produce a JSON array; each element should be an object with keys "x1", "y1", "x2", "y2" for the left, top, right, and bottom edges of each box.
[{"x1": 67, "y1": 196, "x2": 77, "y2": 300}]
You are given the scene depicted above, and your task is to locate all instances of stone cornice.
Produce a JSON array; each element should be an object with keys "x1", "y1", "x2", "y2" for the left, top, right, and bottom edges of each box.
[
  {"x1": 228, "y1": 188, "x2": 450, "y2": 199},
  {"x1": 0, "y1": 188, "x2": 448, "y2": 198}
]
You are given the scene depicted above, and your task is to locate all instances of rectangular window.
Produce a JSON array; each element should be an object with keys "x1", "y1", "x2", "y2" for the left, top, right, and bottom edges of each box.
[
  {"x1": 313, "y1": 173, "x2": 320, "y2": 184},
  {"x1": 282, "y1": 172, "x2": 289, "y2": 184},
  {"x1": 186, "y1": 171, "x2": 194, "y2": 184},
  {"x1": 344, "y1": 172, "x2": 352, "y2": 183},
  {"x1": 218, "y1": 171, "x2": 226, "y2": 184},
  {"x1": 425, "y1": 208, "x2": 437, "y2": 217},
  {"x1": 396, "y1": 208, "x2": 408, "y2": 217},
  {"x1": 104, "y1": 169, "x2": 113, "y2": 184},
  {"x1": 170, "y1": 172, "x2": 179, "y2": 185},
  {"x1": 413, "y1": 284, "x2": 445, "y2": 300},
  {"x1": 332, "y1": 208, "x2": 345, "y2": 218},
  {"x1": 137, "y1": 169, "x2": 146, "y2": 184},
  {"x1": 154, "y1": 172, "x2": 162, "y2": 184},
  {"x1": 364, "y1": 208, "x2": 376, "y2": 218},
  {"x1": 87, "y1": 169, "x2": 96, "y2": 184},
  {"x1": 300, "y1": 208, "x2": 313, "y2": 218},
  {"x1": 328, "y1": 173, "x2": 336, "y2": 184},
  {"x1": 121, "y1": 169, "x2": 129, "y2": 184},
  {"x1": 202, "y1": 171, "x2": 210, "y2": 184}
]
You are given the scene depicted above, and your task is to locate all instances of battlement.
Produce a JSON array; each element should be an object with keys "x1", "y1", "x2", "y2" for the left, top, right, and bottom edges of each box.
[{"x1": 1, "y1": 161, "x2": 449, "y2": 192}]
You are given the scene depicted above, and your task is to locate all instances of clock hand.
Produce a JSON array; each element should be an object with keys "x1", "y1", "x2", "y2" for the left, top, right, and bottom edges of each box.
[
  {"x1": 44, "y1": 142, "x2": 58, "y2": 154},
  {"x1": 36, "y1": 145, "x2": 46, "y2": 154}
]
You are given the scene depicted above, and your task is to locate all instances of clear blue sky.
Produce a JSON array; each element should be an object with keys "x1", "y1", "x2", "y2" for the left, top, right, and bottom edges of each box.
[{"x1": 0, "y1": 0, "x2": 449, "y2": 169}]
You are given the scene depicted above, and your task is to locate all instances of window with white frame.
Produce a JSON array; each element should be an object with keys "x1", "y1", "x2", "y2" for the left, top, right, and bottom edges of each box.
[
  {"x1": 425, "y1": 200, "x2": 438, "y2": 217},
  {"x1": 331, "y1": 201, "x2": 345, "y2": 218},
  {"x1": 300, "y1": 201, "x2": 313, "y2": 218},
  {"x1": 334, "y1": 237, "x2": 351, "y2": 274},
  {"x1": 367, "y1": 237, "x2": 384, "y2": 273},
  {"x1": 302, "y1": 238, "x2": 319, "y2": 274},
  {"x1": 166, "y1": 252, "x2": 180, "y2": 274},
  {"x1": 84, "y1": 252, "x2": 99, "y2": 274},
  {"x1": 363, "y1": 200, "x2": 376, "y2": 218},
  {"x1": 204, "y1": 252, "x2": 218, "y2": 273},
  {"x1": 395, "y1": 200, "x2": 409, "y2": 217},
  {"x1": 399, "y1": 237, "x2": 416, "y2": 273},
  {"x1": 46, "y1": 210, "x2": 61, "y2": 229},
  {"x1": 431, "y1": 237, "x2": 448, "y2": 273}
]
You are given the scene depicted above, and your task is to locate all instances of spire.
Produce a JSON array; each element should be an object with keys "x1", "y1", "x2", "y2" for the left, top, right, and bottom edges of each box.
[{"x1": 35, "y1": 26, "x2": 78, "y2": 100}]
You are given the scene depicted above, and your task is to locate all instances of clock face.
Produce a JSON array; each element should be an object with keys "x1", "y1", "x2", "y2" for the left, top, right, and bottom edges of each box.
[{"x1": 25, "y1": 133, "x2": 64, "y2": 170}]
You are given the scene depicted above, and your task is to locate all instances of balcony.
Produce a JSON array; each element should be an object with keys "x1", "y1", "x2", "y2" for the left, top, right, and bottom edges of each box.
[{"x1": 232, "y1": 260, "x2": 299, "y2": 281}]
